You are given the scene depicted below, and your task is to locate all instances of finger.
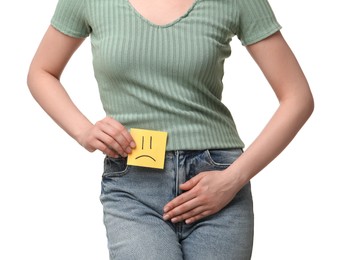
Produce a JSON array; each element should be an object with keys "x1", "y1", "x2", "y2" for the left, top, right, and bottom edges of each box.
[
  {"x1": 163, "y1": 190, "x2": 197, "y2": 213},
  {"x1": 92, "y1": 126, "x2": 127, "y2": 156},
  {"x1": 179, "y1": 174, "x2": 203, "y2": 191},
  {"x1": 104, "y1": 117, "x2": 136, "y2": 149},
  {"x1": 108, "y1": 140, "x2": 128, "y2": 157},
  {"x1": 120, "y1": 127, "x2": 136, "y2": 148},
  {"x1": 170, "y1": 205, "x2": 208, "y2": 224},
  {"x1": 185, "y1": 210, "x2": 212, "y2": 224},
  {"x1": 107, "y1": 122, "x2": 131, "y2": 151},
  {"x1": 164, "y1": 198, "x2": 206, "y2": 222},
  {"x1": 90, "y1": 138, "x2": 119, "y2": 158},
  {"x1": 95, "y1": 121, "x2": 129, "y2": 156},
  {"x1": 103, "y1": 144, "x2": 122, "y2": 158},
  {"x1": 164, "y1": 176, "x2": 206, "y2": 212}
]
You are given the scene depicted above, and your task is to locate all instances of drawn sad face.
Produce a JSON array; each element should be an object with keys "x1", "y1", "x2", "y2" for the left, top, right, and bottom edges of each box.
[
  {"x1": 135, "y1": 135, "x2": 156, "y2": 162},
  {"x1": 127, "y1": 128, "x2": 168, "y2": 169}
]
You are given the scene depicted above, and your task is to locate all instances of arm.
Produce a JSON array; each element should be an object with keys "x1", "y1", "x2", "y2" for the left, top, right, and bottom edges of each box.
[
  {"x1": 27, "y1": 26, "x2": 135, "y2": 158},
  {"x1": 163, "y1": 31, "x2": 314, "y2": 224},
  {"x1": 227, "y1": 31, "x2": 314, "y2": 184}
]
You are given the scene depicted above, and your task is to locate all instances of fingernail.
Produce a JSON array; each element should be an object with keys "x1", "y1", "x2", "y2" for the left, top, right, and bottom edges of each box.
[
  {"x1": 163, "y1": 207, "x2": 170, "y2": 212},
  {"x1": 163, "y1": 214, "x2": 170, "y2": 220},
  {"x1": 185, "y1": 219, "x2": 192, "y2": 225},
  {"x1": 126, "y1": 147, "x2": 132, "y2": 153},
  {"x1": 122, "y1": 153, "x2": 128, "y2": 157},
  {"x1": 130, "y1": 141, "x2": 136, "y2": 148},
  {"x1": 171, "y1": 218, "x2": 178, "y2": 223}
]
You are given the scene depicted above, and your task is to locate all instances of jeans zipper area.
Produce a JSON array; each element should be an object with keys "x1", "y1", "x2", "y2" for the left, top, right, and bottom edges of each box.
[{"x1": 174, "y1": 150, "x2": 185, "y2": 240}]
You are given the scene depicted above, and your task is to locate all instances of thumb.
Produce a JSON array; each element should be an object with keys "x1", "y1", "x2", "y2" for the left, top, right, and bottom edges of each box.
[{"x1": 180, "y1": 174, "x2": 204, "y2": 191}]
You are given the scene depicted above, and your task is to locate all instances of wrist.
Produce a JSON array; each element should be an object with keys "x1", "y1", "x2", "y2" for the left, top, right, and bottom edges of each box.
[
  {"x1": 223, "y1": 166, "x2": 250, "y2": 189},
  {"x1": 73, "y1": 120, "x2": 93, "y2": 145}
]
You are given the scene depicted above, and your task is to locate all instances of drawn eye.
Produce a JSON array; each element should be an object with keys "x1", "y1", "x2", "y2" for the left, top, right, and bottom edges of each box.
[{"x1": 142, "y1": 136, "x2": 152, "y2": 150}]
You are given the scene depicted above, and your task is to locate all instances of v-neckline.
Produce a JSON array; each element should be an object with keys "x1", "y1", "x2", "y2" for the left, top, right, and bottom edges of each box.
[{"x1": 125, "y1": 0, "x2": 200, "y2": 28}]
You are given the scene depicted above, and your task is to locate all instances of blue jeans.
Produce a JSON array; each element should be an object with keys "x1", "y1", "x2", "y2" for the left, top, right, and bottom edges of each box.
[{"x1": 100, "y1": 149, "x2": 254, "y2": 260}]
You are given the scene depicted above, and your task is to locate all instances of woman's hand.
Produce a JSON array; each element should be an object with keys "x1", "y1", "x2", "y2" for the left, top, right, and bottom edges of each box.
[
  {"x1": 163, "y1": 170, "x2": 242, "y2": 224},
  {"x1": 78, "y1": 116, "x2": 136, "y2": 158}
]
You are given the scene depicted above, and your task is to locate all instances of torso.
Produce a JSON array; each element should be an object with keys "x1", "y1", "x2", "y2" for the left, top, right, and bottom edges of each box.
[
  {"x1": 51, "y1": 0, "x2": 281, "y2": 150},
  {"x1": 87, "y1": 0, "x2": 242, "y2": 150}
]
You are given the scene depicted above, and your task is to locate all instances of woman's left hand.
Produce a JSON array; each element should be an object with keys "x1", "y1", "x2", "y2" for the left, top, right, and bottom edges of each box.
[{"x1": 163, "y1": 170, "x2": 243, "y2": 224}]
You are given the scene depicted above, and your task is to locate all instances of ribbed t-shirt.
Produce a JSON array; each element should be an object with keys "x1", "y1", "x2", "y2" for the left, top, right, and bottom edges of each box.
[{"x1": 51, "y1": 0, "x2": 281, "y2": 151}]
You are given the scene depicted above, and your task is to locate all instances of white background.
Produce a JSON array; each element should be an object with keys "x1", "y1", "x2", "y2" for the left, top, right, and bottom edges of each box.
[{"x1": 1, "y1": 0, "x2": 340, "y2": 259}]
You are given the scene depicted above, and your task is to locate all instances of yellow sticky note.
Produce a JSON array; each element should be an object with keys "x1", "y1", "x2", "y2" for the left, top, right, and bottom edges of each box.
[{"x1": 127, "y1": 128, "x2": 168, "y2": 169}]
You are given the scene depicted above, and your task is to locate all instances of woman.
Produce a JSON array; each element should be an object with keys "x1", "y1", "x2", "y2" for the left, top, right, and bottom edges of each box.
[{"x1": 27, "y1": 0, "x2": 314, "y2": 259}]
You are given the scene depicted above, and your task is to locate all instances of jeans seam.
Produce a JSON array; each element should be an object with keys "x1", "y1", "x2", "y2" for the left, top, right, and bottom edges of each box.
[{"x1": 175, "y1": 150, "x2": 180, "y2": 197}]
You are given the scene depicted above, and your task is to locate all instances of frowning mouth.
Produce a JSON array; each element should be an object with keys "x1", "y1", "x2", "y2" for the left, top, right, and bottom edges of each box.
[{"x1": 135, "y1": 155, "x2": 156, "y2": 162}]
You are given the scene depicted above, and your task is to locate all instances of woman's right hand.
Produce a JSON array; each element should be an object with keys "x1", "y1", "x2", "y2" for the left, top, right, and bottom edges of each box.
[{"x1": 78, "y1": 116, "x2": 136, "y2": 158}]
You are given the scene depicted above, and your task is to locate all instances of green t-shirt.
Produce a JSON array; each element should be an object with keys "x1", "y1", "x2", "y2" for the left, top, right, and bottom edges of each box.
[{"x1": 51, "y1": 0, "x2": 281, "y2": 150}]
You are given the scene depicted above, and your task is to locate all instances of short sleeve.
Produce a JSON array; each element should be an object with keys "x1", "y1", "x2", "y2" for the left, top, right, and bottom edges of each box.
[
  {"x1": 51, "y1": 0, "x2": 91, "y2": 38},
  {"x1": 235, "y1": 0, "x2": 282, "y2": 46}
]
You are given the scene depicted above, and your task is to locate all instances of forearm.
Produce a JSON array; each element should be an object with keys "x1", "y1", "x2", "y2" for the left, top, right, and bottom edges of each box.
[
  {"x1": 228, "y1": 93, "x2": 314, "y2": 186},
  {"x1": 27, "y1": 69, "x2": 93, "y2": 143}
]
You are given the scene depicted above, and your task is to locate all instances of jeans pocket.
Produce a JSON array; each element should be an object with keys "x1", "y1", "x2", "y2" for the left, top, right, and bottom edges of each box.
[
  {"x1": 205, "y1": 148, "x2": 243, "y2": 167},
  {"x1": 102, "y1": 156, "x2": 129, "y2": 178}
]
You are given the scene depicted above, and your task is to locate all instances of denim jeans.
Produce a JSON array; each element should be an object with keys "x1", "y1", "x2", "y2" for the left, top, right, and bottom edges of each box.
[{"x1": 100, "y1": 149, "x2": 254, "y2": 260}]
